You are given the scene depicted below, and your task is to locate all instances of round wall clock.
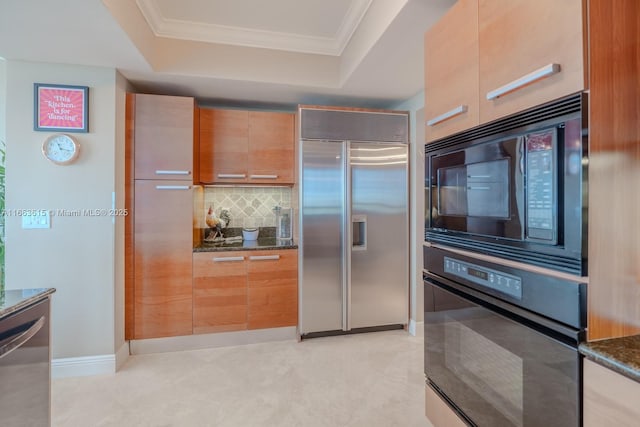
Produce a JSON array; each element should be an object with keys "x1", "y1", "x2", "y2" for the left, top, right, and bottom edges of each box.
[{"x1": 42, "y1": 134, "x2": 80, "y2": 165}]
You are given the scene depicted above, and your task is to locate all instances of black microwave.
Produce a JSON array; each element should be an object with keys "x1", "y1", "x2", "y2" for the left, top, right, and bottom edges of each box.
[{"x1": 425, "y1": 93, "x2": 588, "y2": 275}]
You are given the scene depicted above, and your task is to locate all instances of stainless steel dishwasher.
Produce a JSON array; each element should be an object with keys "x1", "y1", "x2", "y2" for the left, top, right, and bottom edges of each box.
[{"x1": 0, "y1": 296, "x2": 52, "y2": 427}]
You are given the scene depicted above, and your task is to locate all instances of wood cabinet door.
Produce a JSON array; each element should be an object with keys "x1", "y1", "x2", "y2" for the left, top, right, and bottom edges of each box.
[
  {"x1": 192, "y1": 252, "x2": 248, "y2": 334},
  {"x1": 247, "y1": 250, "x2": 298, "y2": 329},
  {"x1": 199, "y1": 109, "x2": 249, "y2": 183},
  {"x1": 134, "y1": 94, "x2": 195, "y2": 180},
  {"x1": 134, "y1": 180, "x2": 193, "y2": 339},
  {"x1": 248, "y1": 112, "x2": 295, "y2": 184},
  {"x1": 478, "y1": 0, "x2": 586, "y2": 123},
  {"x1": 424, "y1": 0, "x2": 479, "y2": 143},
  {"x1": 584, "y1": 359, "x2": 640, "y2": 426}
]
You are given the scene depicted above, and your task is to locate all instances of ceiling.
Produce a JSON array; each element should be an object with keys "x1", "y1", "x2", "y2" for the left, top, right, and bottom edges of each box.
[{"x1": 0, "y1": 0, "x2": 455, "y2": 109}]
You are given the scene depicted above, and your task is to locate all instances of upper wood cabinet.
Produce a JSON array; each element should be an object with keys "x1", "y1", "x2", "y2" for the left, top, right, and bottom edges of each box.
[
  {"x1": 248, "y1": 112, "x2": 295, "y2": 184},
  {"x1": 133, "y1": 94, "x2": 197, "y2": 181},
  {"x1": 199, "y1": 109, "x2": 249, "y2": 183},
  {"x1": 478, "y1": 0, "x2": 586, "y2": 123},
  {"x1": 424, "y1": 0, "x2": 479, "y2": 143},
  {"x1": 199, "y1": 108, "x2": 295, "y2": 184}
]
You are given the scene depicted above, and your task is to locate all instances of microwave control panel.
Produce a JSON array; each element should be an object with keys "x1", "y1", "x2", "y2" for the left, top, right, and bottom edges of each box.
[{"x1": 444, "y1": 257, "x2": 522, "y2": 300}]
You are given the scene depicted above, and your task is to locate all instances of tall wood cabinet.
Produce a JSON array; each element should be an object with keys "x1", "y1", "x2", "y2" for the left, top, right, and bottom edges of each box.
[
  {"x1": 199, "y1": 109, "x2": 295, "y2": 184},
  {"x1": 126, "y1": 93, "x2": 199, "y2": 340}
]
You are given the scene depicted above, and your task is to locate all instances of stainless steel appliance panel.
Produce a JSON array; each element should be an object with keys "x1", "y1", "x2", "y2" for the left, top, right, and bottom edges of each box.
[
  {"x1": 0, "y1": 299, "x2": 51, "y2": 427},
  {"x1": 300, "y1": 109, "x2": 409, "y2": 143},
  {"x1": 300, "y1": 140, "x2": 345, "y2": 334},
  {"x1": 349, "y1": 142, "x2": 408, "y2": 328}
]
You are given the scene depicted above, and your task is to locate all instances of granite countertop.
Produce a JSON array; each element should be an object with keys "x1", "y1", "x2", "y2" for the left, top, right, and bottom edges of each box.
[
  {"x1": 580, "y1": 335, "x2": 640, "y2": 383},
  {"x1": 0, "y1": 288, "x2": 56, "y2": 319},
  {"x1": 194, "y1": 237, "x2": 297, "y2": 252}
]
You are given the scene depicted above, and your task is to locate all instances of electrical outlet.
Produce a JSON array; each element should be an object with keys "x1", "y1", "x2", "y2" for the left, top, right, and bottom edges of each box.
[{"x1": 21, "y1": 212, "x2": 51, "y2": 229}]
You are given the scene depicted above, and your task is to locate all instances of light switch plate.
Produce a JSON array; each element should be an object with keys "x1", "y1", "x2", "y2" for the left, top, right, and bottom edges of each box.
[{"x1": 21, "y1": 212, "x2": 51, "y2": 229}]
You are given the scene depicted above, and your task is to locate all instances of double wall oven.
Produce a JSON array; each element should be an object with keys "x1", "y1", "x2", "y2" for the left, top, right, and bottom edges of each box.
[{"x1": 423, "y1": 93, "x2": 588, "y2": 427}]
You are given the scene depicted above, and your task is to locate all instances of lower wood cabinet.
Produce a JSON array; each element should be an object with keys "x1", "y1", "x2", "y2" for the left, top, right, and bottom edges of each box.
[
  {"x1": 425, "y1": 384, "x2": 466, "y2": 427},
  {"x1": 583, "y1": 359, "x2": 640, "y2": 427},
  {"x1": 192, "y1": 249, "x2": 298, "y2": 334},
  {"x1": 193, "y1": 252, "x2": 249, "y2": 334},
  {"x1": 247, "y1": 250, "x2": 298, "y2": 329}
]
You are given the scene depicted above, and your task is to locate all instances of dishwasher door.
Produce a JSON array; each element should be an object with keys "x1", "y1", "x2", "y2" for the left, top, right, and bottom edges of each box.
[{"x1": 0, "y1": 299, "x2": 51, "y2": 427}]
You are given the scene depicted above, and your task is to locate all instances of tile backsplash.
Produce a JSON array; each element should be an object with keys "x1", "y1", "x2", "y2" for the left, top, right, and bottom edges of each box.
[{"x1": 203, "y1": 187, "x2": 293, "y2": 228}]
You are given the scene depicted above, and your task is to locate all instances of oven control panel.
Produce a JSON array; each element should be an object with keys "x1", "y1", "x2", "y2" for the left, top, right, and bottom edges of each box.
[{"x1": 444, "y1": 257, "x2": 523, "y2": 300}]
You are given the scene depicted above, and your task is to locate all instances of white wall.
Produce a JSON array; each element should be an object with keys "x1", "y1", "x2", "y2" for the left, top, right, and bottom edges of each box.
[
  {"x1": 392, "y1": 91, "x2": 425, "y2": 329},
  {"x1": 5, "y1": 60, "x2": 119, "y2": 360},
  {"x1": 0, "y1": 59, "x2": 6, "y2": 144}
]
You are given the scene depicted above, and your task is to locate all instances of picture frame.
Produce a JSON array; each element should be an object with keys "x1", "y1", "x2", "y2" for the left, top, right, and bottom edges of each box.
[{"x1": 34, "y1": 83, "x2": 89, "y2": 132}]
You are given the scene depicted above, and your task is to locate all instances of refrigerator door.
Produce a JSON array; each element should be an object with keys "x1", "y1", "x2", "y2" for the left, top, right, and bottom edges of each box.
[
  {"x1": 349, "y1": 142, "x2": 409, "y2": 328},
  {"x1": 300, "y1": 140, "x2": 346, "y2": 334}
]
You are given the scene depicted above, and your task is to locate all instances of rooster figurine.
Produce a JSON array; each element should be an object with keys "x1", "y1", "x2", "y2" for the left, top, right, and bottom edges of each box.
[{"x1": 205, "y1": 205, "x2": 225, "y2": 240}]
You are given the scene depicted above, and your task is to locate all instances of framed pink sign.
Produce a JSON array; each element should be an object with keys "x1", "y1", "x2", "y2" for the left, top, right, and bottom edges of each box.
[{"x1": 34, "y1": 83, "x2": 89, "y2": 132}]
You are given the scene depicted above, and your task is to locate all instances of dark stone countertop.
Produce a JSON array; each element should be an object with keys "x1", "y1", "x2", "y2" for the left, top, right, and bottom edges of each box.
[
  {"x1": 194, "y1": 237, "x2": 297, "y2": 252},
  {"x1": 580, "y1": 335, "x2": 640, "y2": 383},
  {"x1": 0, "y1": 288, "x2": 56, "y2": 319}
]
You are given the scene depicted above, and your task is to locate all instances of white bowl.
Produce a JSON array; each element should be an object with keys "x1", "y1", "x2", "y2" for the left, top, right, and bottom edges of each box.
[{"x1": 242, "y1": 228, "x2": 259, "y2": 241}]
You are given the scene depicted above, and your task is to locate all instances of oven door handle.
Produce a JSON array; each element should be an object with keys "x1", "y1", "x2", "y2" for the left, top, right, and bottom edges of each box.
[
  {"x1": 423, "y1": 271, "x2": 581, "y2": 343},
  {"x1": 0, "y1": 316, "x2": 45, "y2": 360}
]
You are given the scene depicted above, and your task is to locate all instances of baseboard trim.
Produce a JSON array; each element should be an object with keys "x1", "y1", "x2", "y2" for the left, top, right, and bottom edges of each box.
[
  {"x1": 409, "y1": 320, "x2": 424, "y2": 337},
  {"x1": 115, "y1": 341, "x2": 130, "y2": 371},
  {"x1": 52, "y1": 354, "x2": 116, "y2": 378},
  {"x1": 130, "y1": 326, "x2": 297, "y2": 355}
]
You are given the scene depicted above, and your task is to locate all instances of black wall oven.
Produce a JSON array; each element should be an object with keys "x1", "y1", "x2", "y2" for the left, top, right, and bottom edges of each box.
[
  {"x1": 423, "y1": 246, "x2": 586, "y2": 427},
  {"x1": 425, "y1": 93, "x2": 588, "y2": 275}
]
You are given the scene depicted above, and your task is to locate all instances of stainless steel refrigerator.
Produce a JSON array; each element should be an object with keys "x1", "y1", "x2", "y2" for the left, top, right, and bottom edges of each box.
[{"x1": 298, "y1": 107, "x2": 409, "y2": 337}]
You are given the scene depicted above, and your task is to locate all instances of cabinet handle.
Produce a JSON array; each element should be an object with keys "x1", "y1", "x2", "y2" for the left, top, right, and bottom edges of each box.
[
  {"x1": 213, "y1": 256, "x2": 245, "y2": 262},
  {"x1": 249, "y1": 174, "x2": 278, "y2": 179},
  {"x1": 426, "y1": 105, "x2": 468, "y2": 126},
  {"x1": 155, "y1": 185, "x2": 191, "y2": 190},
  {"x1": 249, "y1": 255, "x2": 280, "y2": 261},
  {"x1": 486, "y1": 63, "x2": 561, "y2": 100},
  {"x1": 155, "y1": 170, "x2": 191, "y2": 175},
  {"x1": 217, "y1": 174, "x2": 246, "y2": 179}
]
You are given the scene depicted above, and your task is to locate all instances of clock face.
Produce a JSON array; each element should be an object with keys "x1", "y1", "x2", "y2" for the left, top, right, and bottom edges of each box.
[{"x1": 42, "y1": 134, "x2": 80, "y2": 165}]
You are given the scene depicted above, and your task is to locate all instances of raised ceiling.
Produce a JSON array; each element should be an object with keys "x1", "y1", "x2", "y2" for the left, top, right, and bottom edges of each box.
[
  {"x1": 0, "y1": 0, "x2": 455, "y2": 108},
  {"x1": 138, "y1": 0, "x2": 372, "y2": 55}
]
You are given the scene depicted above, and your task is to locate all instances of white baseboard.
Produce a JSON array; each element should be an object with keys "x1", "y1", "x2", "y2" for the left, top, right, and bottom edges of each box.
[
  {"x1": 130, "y1": 326, "x2": 297, "y2": 355},
  {"x1": 115, "y1": 341, "x2": 130, "y2": 371},
  {"x1": 52, "y1": 342, "x2": 130, "y2": 378},
  {"x1": 409, "y1": 320, "x2": 424, "y2": 337},
  {"x1": 52, "y1": 354, "x2": 115, "y2": 378}
]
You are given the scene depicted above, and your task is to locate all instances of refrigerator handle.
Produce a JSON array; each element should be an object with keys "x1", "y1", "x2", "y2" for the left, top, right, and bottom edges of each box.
[{"x1": 352, "y1": 215, "x2": 367, "y2": 251}]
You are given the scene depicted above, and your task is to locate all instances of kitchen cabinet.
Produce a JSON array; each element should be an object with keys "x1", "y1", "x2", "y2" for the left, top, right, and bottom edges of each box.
[
  {"x1": 134, "y1": 180, "x2": 194, "y2": 339},
  {"x1": 199, "y1": 109, "x2": 249, "y2": 183},
  {"x1": 191, "y1": 249, "x2": 298, "y2": 333},
  {"x1": 583, "y1": 359, "x2": 640, "y2": 426},
  {"x1": 199, "y1": 108, "x2": 295, "y2": 184},
  {"x1": 247, "y1": 249, "x2": 298, "y2": 329},
  {"x1": 133, "y1": 93, "x2": 197, "y2": 181},
  {"x1": 248, "y1": 112, "x2": 295, "y2": 184},
  {"x1": 424, "y1": 0, "x2": 479, "y2": 143},
  {"x1": 478, "y1": 0, "x2": 586, "y2": 123},
  {"x1": 126, "y1": 93, "x2": 199, "y2": 340},
  {"x1": 193, "y1": 252, "x2": 248, "y2": 334}
]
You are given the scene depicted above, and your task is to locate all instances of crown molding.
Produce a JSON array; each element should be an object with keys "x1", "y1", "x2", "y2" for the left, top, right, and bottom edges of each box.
[{"x1": 136, "y1": 0, "x2": 372, "y2": 56}]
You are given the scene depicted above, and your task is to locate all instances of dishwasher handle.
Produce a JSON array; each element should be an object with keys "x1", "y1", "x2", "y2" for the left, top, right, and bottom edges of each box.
[{"x1": 0, "y1": 316, "x2": 45, "y2": 360}]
